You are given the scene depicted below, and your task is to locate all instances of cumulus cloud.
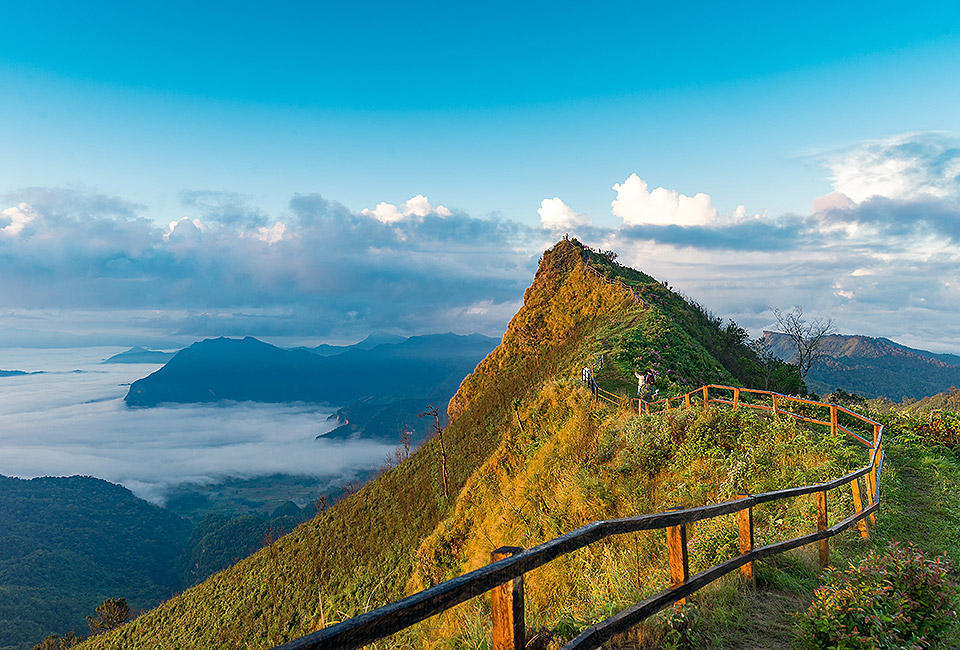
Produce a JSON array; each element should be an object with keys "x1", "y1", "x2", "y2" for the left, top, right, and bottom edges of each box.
[
  {"x1": 822, "y1": 132, "x2": 960, "y2": 203},
  {"x1": 252, "y1": 221, "x2": 287, "y2": 244},
  {"x1": 0, "y1": 203, "x2": 38, "y2": 237},
  {"x1": 0, "y1": 188, "x2": 534, "y2": 342},
  {"x1": 4, "y1": 131, "x2": 960, "y2": 354},
  {"x1": 538, "y1": 197, "x2": 592, "y2": 231},
  {"x1": 361, "y1": 194, "x2": 452, "y2": 223},
  {"x1": 596, "y1": 135, "x2": 960, "y2": 352},
  {"x1": 611, "y1": 174, "x2": 719, "y2": 226}
]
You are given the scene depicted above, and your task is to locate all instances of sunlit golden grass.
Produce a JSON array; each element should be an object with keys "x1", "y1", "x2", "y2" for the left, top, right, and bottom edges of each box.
[{"x1": 400, "y1": 381, "x2": 863, "y2": 649}]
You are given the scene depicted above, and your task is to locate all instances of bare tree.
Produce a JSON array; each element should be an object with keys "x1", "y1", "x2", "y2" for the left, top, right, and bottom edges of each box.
[
  {"x1": 418, "y1": 405, "x2": 449, "y2": 501},
  {"x1": 773, "y1": 306, "x2": 836, "y2": 379}
]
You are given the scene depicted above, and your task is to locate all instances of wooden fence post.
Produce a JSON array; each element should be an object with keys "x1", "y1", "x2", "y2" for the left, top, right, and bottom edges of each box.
[
  {"x1": 685, "y1": 393, "x2": 691, "y2": 409},
  {"x1": 736, "y1": 494, "x2": 755, "y2": 588},
  {"x1": 850, "y1": 477, "x2": 869, "y2": 539},
  {"x1": 830, "y1": 405, "x2": 838, "y2": 437},
  {"x1": 874, "y1": 424, "x2": 881, "y2": 447},
  {"x1": 733, "y1": 388, "x2": 740, "y2": 411},
  {"x1": 772, "y1": 394, "x2": 778, "y2": 420},
  {"x1": 867, "y1": 442, "x2": 881, "y2": 524},
  {"x1": 491, "y1": 546, "x2": 524, "y2": 650},
  {"x1": 816, "y1": 491, "x2": 829, "y2": 568},
  {"x1": 666, "y1": 518, "x2": 689, "y2": 605},
  {"x1": 702, "y1": 386, "x2": 709, "y2": 408}
]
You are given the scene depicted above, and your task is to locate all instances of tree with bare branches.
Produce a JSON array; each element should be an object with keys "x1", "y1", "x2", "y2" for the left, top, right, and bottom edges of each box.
[
  {"x1": 418, "y1": 405, "x2": 449, "y2": 501},
  {"x1": 773, "y1": 306, "x2": 835, "y2": 379}
]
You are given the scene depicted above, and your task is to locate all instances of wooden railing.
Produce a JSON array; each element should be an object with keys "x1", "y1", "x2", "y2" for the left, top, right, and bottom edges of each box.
[
  {"x1": 638, "y1": 385, "x2": 878, "y2": 447},
  {"x1": 580, "y1": 261, "x2": 645, "y2": 307},
  {"x1": 582, "y1": 366, "x2": 630, "y2": 409},
  {"x1": 272, "y1": 385, "x2": 884, "y2": 650}
]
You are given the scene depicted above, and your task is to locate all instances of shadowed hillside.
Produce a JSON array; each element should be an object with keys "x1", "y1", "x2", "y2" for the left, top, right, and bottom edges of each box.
[{"x1": 0, "y1": 476, "x2": 189, "y2": 650}]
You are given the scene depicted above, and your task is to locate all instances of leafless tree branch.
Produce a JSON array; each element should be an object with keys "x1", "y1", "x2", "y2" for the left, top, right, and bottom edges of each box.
[{"x1": 773, "y1": 306, "x2": 835, "y2": 379}]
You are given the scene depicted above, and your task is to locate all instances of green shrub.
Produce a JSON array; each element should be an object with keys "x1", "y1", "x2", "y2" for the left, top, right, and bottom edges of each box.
[
  {"x1": 661, "y1": 603, "x2": 707, "y2": 650},
  {"x1": 795, "y1": 542, "x2": 957, "y2": 649}
]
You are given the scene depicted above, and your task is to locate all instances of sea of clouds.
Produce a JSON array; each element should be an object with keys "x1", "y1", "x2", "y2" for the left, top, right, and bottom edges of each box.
[{"x1": 0, "y1": 347, "x2": 396, "y2": 504}]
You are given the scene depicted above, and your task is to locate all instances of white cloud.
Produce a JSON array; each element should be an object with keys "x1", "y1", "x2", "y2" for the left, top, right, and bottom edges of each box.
[
  {"x1": 537, "y1": 197, "x2": 592, "y2": 230},
  {"x1": 812, "y1": 191, "x2": 854, "y2": 214},
  {"x1": 611, "y1": 174, "x2": 719, "y2": 226},
  {"x1": 361, "y1": 194, "x2": 452, "y2": 223},
  {"x1": 163, "y1": 217, "x2": 206, "y2": 242},
  {"x1": 823, "y1": 132, "x2": 960, "y2": 203},
  {"x1": 0, "y1": 352, "x2": 396, "y2": 504},
  {"x1": 253, "y1": 221, "x2": 287, "y2": 244},
  {"x1": 0, "y1": 202, "x2": 39, "y2": 237}
]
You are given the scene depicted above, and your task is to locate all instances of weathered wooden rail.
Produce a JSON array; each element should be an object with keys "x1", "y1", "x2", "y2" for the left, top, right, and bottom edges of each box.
[
  {"x1": 272, "y1": 383, "x2": 884, "y2": 650},
  {"x1": 580, "y1": 260, "x2": 645, "y2": 307}
]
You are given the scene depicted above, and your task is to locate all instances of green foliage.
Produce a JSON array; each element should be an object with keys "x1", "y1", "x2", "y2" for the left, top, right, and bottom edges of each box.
[
  {"x1": 795, "y1": 543, "x2": 958, "y2": 650},
  {"x1": 888, "y1": 409, "x2": 960, "y2": 451},
  {"x1": 86, "y1": 600, "x2": 128, "y2": 636},
  {"x1": 576, "y1": 240, "x2": 804, "y2": 397},
  {"x1": 0, "y1": 475, "x2": 189, "y2": 650},
  {"x1": 31, "y1": 633, "x2": 80, "y2": 650},
  {"x1": 660, "y1": 604, "x2": 708, "y2": 650}
]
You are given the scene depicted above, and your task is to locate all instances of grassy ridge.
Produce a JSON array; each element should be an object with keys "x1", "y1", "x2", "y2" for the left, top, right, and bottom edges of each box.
[
  {"x1": 79, "y1": 239, "x2": 816, "y2": 649},
  {"x1": 395, "y1": 385, "x2": 862, "y2": 648}
]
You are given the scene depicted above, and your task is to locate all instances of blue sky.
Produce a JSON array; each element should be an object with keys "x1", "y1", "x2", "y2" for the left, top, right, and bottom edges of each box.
[{"x1": 2, "y1": 1, "x2": 960, "y2": 351}]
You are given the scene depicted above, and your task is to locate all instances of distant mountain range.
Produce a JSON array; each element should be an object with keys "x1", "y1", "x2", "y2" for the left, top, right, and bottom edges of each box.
[
  {"x1": 103, "y1": 347, "x2": 177, "y2": 364},
  {"x1": 125, "y1": 333, "x2": 498, "y2": 407},
  {"x1": 295, "y1": 332, "x2": 406, "y2": 357},
  {"x1": 764, "y1": 331, "x2": 960, "y2": 400},
  {"x1": 124, "y1": 333, "x2": 500, "y2": 442}
]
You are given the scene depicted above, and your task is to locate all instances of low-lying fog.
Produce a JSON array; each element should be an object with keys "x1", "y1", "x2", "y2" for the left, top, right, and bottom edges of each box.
[{"x1": 0, "y1": 347, "x2": 397, "y2": 504}]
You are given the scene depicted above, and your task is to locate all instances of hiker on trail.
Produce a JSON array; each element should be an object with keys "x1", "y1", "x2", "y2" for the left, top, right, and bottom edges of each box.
[{"x1": 635, "y1": 370, "x2": 646, "y2": 397}]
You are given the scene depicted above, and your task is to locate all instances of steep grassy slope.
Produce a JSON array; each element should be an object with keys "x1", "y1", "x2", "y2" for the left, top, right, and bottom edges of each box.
[
  {"x1": 402, "y1": 386, "x2": 861, "y2": 648},
  {"x1": 79, "y1": 239, "x2": 809, "y2": 650}
]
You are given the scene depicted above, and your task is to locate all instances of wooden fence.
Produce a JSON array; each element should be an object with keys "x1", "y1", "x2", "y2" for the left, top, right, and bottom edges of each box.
[
  {"x1": 580, "y1": 262, "x2": 645, "y2": 307},
  {"x1": 272, "y1": 384, "x2": 884, "y2": 650}
]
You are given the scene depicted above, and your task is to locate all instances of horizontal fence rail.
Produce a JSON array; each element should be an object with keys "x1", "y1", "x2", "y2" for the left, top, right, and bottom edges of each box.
[
  {"x1": 580, "y1": 261, "x2": 645, "y2": 307},
  {"x1": 272, "y1": 381, "x2": 884, "y2": 650}
]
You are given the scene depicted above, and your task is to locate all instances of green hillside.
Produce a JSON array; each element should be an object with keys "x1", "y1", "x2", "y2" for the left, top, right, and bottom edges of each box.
[
  {"x1": 0, "y1": 476, "x2": 190, "y2": 650},
  {"x1": 78, "y1": 239, "x2": 822, "y2": 650}
]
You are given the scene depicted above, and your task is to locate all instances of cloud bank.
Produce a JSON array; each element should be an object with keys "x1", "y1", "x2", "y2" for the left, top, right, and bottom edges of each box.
[
  {"x1": 0, "y1": 350, "x2": 395, "y2": 504},
  {"x1": 0, "y1": 189, "x2": 535, "y2": 343},
  {"x1": 539, "y1": 133, "x2": 960, "y2": 353},
  {"x1": 2, "y1": 131, "x2": 958, "y2": 354}
]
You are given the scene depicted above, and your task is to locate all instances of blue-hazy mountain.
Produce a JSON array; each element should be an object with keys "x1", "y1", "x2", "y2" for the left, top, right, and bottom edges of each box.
[
  {"x1": 296, "y1": 332, "x2": 407, "y2": 357},
  {"x1": 102, "y1": 347, "x2": 177, "y2": 364},
  {"x1": 124, "y1": 333, "x2": 499, "y2": 409},
  {"x1": 764, "y1": 331, "x2": 960, "y2": 400}
]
